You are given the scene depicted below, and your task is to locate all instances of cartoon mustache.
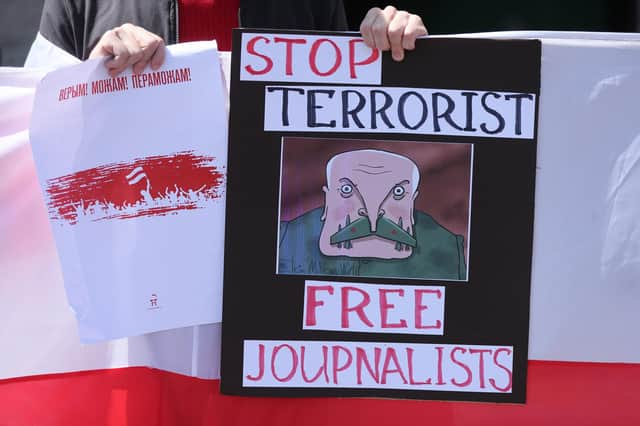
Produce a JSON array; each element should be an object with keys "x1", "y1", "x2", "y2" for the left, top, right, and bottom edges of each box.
[{"x1": 329, "y1": 214, "x2": 417, "y2": 250}]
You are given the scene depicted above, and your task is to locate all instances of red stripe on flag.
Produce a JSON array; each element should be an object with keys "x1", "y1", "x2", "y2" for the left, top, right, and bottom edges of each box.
[{"x1": 0, "y1": 361, "x2": 639, "y2": 425}]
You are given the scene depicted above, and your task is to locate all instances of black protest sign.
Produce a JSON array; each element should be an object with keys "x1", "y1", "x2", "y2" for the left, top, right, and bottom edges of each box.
[{"x1": 221, "y1": 29, "x2": 539, "y2": 403}]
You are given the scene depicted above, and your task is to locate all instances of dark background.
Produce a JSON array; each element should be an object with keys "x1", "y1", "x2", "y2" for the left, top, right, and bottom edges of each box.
[
  {"x1": 344, "y1": 0, "x2": 638, "y2": 34},
  {"x1": 1, "y1": 0, "x2": 638, "y2": 65}
]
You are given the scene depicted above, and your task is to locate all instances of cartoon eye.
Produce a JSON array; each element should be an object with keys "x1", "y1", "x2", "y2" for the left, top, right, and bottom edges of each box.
[
  {"x1": 392, "y1": 185, "x2": 406, "y2": 198},
  {"x1": 340, "y1": 183, "x2": 354, "y2": 197}
]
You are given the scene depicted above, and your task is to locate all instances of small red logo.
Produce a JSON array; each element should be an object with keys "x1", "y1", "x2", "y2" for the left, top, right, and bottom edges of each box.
[{"x1": 149, "y1": 293, "x2": 159, "y2": 310}]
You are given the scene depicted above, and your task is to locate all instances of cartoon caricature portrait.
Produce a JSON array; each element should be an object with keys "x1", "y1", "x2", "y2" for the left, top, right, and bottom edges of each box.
[
  {"x1": 318, "y1": 149, "x2": 420, "y2": 259},
  {"x1": 278, "y1": 138, "x2": 471, "y2": 281}
]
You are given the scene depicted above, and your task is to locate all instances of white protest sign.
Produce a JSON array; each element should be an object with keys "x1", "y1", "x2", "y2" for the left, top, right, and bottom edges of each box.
[
  {"x1": 240, "y1": 33, "x2": 381, "y2": 84},
  {"x1": 29, "y1": 41, "x2": 228, "y2": 342},
  {"x1": 243, "y1": 340, "x2": 513, "y2": 393},
  {"x1": 303, "y1": 281, "x2": 445, "y2": 335},
  {"x1": 264, "y1": 86, "x2": 535, "y2": 138}
]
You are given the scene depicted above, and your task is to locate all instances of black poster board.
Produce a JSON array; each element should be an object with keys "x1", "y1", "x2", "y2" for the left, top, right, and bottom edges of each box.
[{"x1": 221, "y1": 29, "x2": 540, "y2": 403}]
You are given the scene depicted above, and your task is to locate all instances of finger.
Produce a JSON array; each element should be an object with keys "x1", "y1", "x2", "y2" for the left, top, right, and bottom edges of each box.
[
  {"x1": 89, "y1": 29, "x2": 120, "y2": 59},
  {"x1": 148, "y1": 39, "x2": 166, "y2": 70},
  {"x1": 104, "y1": 47, "x2": 130, "y2": 77},
  {"x1": 387, "y1": 11, "x2": 410, "y2": 61},
  {"x1": 132, "y1": 29, "x2": 165, "y2": 72},
  {"x1": 88, "y1": 29, "x2": 132, "y2": 77},
  {"x1": 100, "y1": 32, "x2": 133, "y2": 77},
  {"x1": 359, "y1": 7, "x2": 381, "y2": 48},
  {"x1": 114, "y1": 25, "x2": 144, "y2": 69},
  {"x1": 132, "y1": 39, "x2": 159, "y2": 74},
  {"x1": 401, "y1": 14, "x2": 428, "y2": 51},
  {"x1": 103, "y1": 35, "x2": 137, "y2": 77},
  {"x1": 372, "y1": 6, "x2": 397, "y2": 51}
]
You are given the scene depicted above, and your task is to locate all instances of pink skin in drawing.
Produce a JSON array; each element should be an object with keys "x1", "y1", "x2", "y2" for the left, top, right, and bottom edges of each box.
[{"x1": 319, "y1": 149, "x2": 420, "y2": 259}]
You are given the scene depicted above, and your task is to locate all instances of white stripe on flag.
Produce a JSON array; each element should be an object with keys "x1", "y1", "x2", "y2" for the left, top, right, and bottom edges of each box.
[
  {"x1": 127, "y1": 172, "x2": 147, "y2": 185},
  {"x1": 125, "y1": 166, "x2": 145, "y2": 180}
]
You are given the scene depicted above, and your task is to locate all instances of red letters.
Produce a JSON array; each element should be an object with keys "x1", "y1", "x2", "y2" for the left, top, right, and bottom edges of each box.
[
  {"x1": 341, "y1": 286, "x2": 374, "y2": 328},
  {"x1": 381, "y1": 347, "x2": 408, "y2": 385},
  {"x1": 300, "y1": 344, "x2": 329, "y2": 383},
  {"x1": 305, "y1": 285, "x2": 334, "y2": 326},
  {"x1": 242, "y1": 35, "x2": 379, "y2": 81},
  {"x1": 435, "y1": 346, "x2": 446, "y2": 385},
  {"x1": 450, "y1": 347, "x2": 473, "y2": 387},
  {"x1": 245, "y1": 343, "x2": 265, "y2": 381},
  {"x1": 271, "y1": 344, "x2": 298, "y2": 382},
  {"x1": 309, "y1": 38, "x2": 342, "y2": 77},
  {"x1": 244, "y1": 341, "x2": 513, "y2": 391},
  {"x1": 305, "y1": 282, "x2": 444, "y2": 333},
  {"x1": 348, "y1": 39, "x2": 380, "y2": 78},
  {"x1": 415, "y1": 289, "x2": 442, "y2": 330},
  {"x1": 379, "y1": 288, "x2": 408, "y2": 328},
  {"x1": 274, "y1": 37, "x2": 306, "y2": 75},
  {"x1": 490, "y1": 348, "x2": 513, "y2": 392},
  {"x1": 332, "y1": 345, "x2": 353, "y2": 384},
  {"x1": 406, "y1": 348, "x2": 431, "y2": 385},
  {"x1": 470, "y1": 348, "x2": 492, "y2": 389},
  {"x1": 355, "y1": 347, "x2": 381, "y2": 384},
  {"x1": 244, "y1": 36, "x2": 273, "y2": 75}
]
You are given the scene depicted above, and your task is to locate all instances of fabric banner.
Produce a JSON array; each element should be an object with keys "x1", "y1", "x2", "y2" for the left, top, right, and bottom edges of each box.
[
  {"x1": 1, "y1": 30, "x2": 640, "y2": 424},
  {"x1": 1, "y1": 362, "x2": 639, "y2": 426}
]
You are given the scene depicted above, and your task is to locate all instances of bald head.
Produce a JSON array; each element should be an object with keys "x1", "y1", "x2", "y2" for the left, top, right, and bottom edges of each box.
[
  {"x1": 319, "y1": 149, "x2": 421, "y2": 259},
  {"x1": 326, "y1": 149, "x2": 420, "y2": 193}
]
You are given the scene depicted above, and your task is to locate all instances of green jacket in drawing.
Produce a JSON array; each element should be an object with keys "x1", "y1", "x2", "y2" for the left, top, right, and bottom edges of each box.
[{"x1": 278, "y1": 207, "x2": 466, "y2": 280}]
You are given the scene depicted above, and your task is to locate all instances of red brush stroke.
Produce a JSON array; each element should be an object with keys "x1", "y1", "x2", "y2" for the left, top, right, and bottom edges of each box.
[{"x1": 46, "y1": 151, "x2": 225, "y2": 224}]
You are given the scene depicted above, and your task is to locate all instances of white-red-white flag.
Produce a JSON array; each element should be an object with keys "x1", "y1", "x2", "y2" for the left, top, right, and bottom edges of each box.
[{"x1": 1, "y1": 32, "x2": 639, "y2": 426}]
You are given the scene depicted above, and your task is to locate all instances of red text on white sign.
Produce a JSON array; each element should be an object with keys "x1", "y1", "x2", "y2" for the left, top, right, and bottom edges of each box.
[
  {"x1": 240, "y1": 33, "x2": 381, "y2": 84},
  {"x1": 304, "y1": 281, "x2": 445, "y2": 335}
]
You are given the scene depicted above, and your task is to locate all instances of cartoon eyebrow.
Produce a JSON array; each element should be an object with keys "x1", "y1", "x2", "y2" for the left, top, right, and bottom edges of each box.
[
  {"x1": 380, "y1": 179, "x2": 411, "y2": 205},
  {"x1": 338, "y1": 177, "x2": 366, "y2": 205},
  {"x1": 338, "y1": 177, "x2": 357, "y2": 189}
]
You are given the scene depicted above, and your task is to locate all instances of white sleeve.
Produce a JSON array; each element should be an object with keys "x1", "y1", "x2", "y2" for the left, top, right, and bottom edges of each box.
[{"x1": 24, "y1": 32, "x2": 81, "y2": 70}]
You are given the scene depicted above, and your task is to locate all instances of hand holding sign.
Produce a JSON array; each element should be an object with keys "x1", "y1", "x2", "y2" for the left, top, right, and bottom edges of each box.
[
  {"x1": 89, "y1": 23, "x2": 166, "y2": 77},
  {"x1": 86, "y1": 6, "x2": 426, "y2": 77},
  {"x1": 360, "y1": 6, "x2": 428, "y2": 61}
]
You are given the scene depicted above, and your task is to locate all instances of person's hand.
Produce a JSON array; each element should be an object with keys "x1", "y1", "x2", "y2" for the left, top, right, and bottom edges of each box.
[
  {"x1": 359, "y1": 6, "x2": 428, "y2": 62},
  {"x1": 89, "y1": 23, "x2": 166, "y2": 77}
]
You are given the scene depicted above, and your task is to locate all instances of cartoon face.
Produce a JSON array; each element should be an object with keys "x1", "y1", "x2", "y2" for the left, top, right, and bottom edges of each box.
[{"x1": 319, "y1": 149, "x2": 420, "y2": 259}]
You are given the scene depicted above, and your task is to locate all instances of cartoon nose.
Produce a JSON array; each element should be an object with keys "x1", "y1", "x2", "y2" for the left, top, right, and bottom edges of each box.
[
  {"x1": 358, "y1": 207, "x2": 385, "y2": 232},
  {"x1": 357, "y1": 208, "x2": 375, "y2": 231},
  {"x1": 369, "y1": 208, "x2": 387, "y2": 232}
]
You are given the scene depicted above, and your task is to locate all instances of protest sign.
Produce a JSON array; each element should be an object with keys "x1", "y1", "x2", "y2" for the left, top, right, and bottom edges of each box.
[
  {"x1": 221, "y1": 30, "x2": 540, "y2": 403},
  {"x1": 29, "y1": 42, "x2": 228, "y2": 342}
]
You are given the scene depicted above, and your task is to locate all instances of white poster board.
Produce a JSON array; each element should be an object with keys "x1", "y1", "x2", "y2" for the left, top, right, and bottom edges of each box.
[{"x1": 28, "y1": 42, "x2": 228, "y2": 342}]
